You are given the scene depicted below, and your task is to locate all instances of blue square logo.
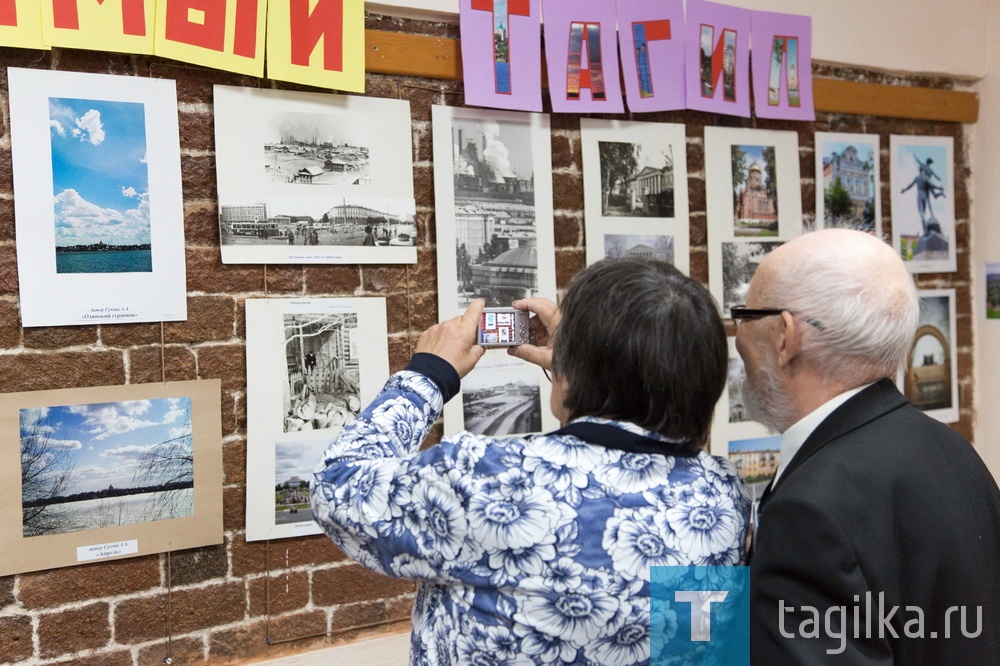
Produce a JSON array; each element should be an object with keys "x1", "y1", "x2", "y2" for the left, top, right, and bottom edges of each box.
[{"x1": 650, "y1": 566, "x2": 750, "y2": 665}]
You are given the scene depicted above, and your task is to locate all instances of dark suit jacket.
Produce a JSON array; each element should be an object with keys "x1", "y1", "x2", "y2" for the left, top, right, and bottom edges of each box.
[{"x1": 750, "y1": 379, "x2": 1000, "y2": 664}]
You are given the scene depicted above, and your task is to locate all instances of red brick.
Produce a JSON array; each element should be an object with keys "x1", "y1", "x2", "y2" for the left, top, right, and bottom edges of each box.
[
  {"x1": 128, "y1": 345, "x2": 198, "y2": 384},
  {"x1": 113, "y1": 594, "x2": 169, "y2": 644},
  {"x1": 37, "y1": 602, "x2": 111, "y2": 658},
  {"x1": 551, "y1": 133, "x2": 578, "y2": 171},
  {"x1": 312, "y1": 564, "x2": 415, "y2": 606},
  {"x1": 0, "y1": 197, "x2": 14, "y2": 242},
  {"x1": 690, "y1": 248, "x2": 709, "y2": 284},
  {"x1": 555, "y1": 248, "x2": 585, "y2": 290},
  {"x1": 137, "y1": 636, "x2": 205, "y2": 666},
  {"x1": 689, "y1": 212, "x2": 708, "y2": 249},
  {"x1": 178, "y1": 109, "x2": 215, "y2": 152},
  {"x1": 413, "y1": 165, "x2": 434, "y2": 212},
  {"x1": 181, "y1": 154, "x2": 218, "y2": 200},
  {"x1": 0, "y1": 243, "x2": 19, "y2": 295},
  {"x1": 224, "y1": 439, "x2": 248, "y2": 485},
  {"x1": 688, "y1": 175, "x2": 707, "y2": 217},
  {"x1": 304, "y1": 265, "x2": 362, "y2": 294},
  {"x1": 53, "y1": 49, "x2": 135, "y2": 76},
  {"x1": 22, "y1": 324, "x2": 98, "y2": 349},
  {"x1": 277, "y1": 535, "x2": 348, "y2": 569},
  {"x1": 396, "y1": 81, "x2": 440, "y2": 123},
  {"x1": 224, "y1": 485, "x2": 246, "y2": 532},
  {"x1": 261, "y1": 610, "x2": 329, "y2": 648},
  {"x1": 163, "y1": 295, "x2": 237, "y2": 343},
  {"x1": 0, "y1": 615, "x2": 33, "y2": 662},
  {"x1": 248, "y1": 571, "x2": 310, "y2": 616},
  {"x1": 265, "y1": 264, "x2": 306, "y2": 293},
  {"x1": 554, "y1": 213, "x2": 582, "y2": 248},
  {"x1": 415, "y1": 124, "x2": 433, "y2": 163},
  {"x1": 552, "y1": 171, "x2": 583, "y2": 212},
  {"x1": 416, "y1": 210, "x2": 436, "y2": 250},
  {"x1": 168, "y1": 544, "x2": 228, "y2": 586},
  {"x1": 0, "y1": 350, "x2": 125, "y2": 393},
  {"x1": 46, "y1": 650, "x2": 133, "y2": 666},
  {"x1": 231, "y1": 533, "x2": 269, "y2": 578},
  {"x1": 19, "y1": 556, "x2": 159, "y2": 609},
  {"x1": 206, "y1": 618, "x2": 272, "y2": 661},
  {"x1": 99, "y1": 321, "x2": 164, "y2": 347},
  {"x1": 0, "y1": 144, "x2": 12, "y2": 194},
  {"x1": 0, "y1": 298, "x2": 22, "y2": 348},
  {"x1": 116, "y1": 582, "x2": 245, "y2": 643},
  {"x1": 198, "y1": 344, "x2": 247, "y2": 392},
  {"x1": 0, "y1": 575, "x2": 13, "y2": 607},
  {"x1": 186, "y1": 247, "x2": 265, "y2": 293},
  {"x1": 389, "y1": 335, "x2": 414, "y2": 374},
  {"x1": 185, "y1": 202, "x2": 222, "y2": 247},
  {"x1": 385, "y1": 292, "x2": 410, "y2": 334}
]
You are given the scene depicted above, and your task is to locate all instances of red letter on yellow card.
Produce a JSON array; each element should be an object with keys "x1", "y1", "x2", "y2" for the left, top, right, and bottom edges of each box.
[
  {"x1": 266, "y1": 0, "x2": 363, "y2": 92},
  {"x1": 41, "y1": 0, "x2": 151, "y2": 52},
  {"x1": 0, "y1": 0, "x2": 47, "y2": 49},
  {"x1": 155, "y1": 0, "x2": 266, "y2": 76}
]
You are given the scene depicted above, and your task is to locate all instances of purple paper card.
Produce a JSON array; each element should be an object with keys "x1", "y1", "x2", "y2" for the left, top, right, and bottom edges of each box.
[
  {"x1": 541, "y1": 0, "x2": 625, "y2": 114},
  {"x1": 751, "y1": 10, "x2": 814, "y2": 121},
  {"x1": 684, "y1": 0, "x2": 751, "y2": 118},
  {"x1": 460, "y1": 0, "x2": 543, "y2": 112},
  {"x1": 616, "y1": 0, "x2": 686, "y2": 113}
]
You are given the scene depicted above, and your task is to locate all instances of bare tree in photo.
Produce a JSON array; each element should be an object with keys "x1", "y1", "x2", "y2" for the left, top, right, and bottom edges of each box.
[
  {"x1": 21, "y1": 420, "x2": 80, "y2": 537},
  {"x1": 131, "y1": 403, "x2": 194, "y2": 521}
]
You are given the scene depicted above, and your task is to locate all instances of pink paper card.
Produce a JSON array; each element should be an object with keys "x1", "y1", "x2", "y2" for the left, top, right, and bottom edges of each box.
[
  {"x1": 460, "y1": 0, "x2": 543, "y2": 112},
  {"x1": 616, "y1": 0, "x2": 685, "y2": 113},
  {"x1": 541, "y1": 0, "x2": 624, "y2": 114},
  {"x1": 684, "y1": 0, "x2": 751, "y2": 118},
  {"x1": 750, "y1": 10, "x2": 814, "y2": 121}
]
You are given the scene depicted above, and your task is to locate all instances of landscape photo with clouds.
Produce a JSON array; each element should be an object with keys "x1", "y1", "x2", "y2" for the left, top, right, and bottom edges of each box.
[{"x1": 49, "y1": 97, "x2": 152, "y2": 273}]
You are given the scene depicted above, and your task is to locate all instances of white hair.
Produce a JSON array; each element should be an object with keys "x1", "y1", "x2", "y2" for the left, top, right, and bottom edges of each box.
[{"x1": 765, "y1": 236, "x2": 920, "y2": 386}]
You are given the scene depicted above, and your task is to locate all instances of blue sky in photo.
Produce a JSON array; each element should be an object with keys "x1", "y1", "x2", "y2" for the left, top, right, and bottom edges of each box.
[
  {"x1": 49, "y1": 97, "x2": 151, "y2": 247},
  {"x1": 21, "y1": 397, "x2": 191, "y2": 494},
  {"x1": 728, "y1": 435, "x2": 781, "y2": 452}
]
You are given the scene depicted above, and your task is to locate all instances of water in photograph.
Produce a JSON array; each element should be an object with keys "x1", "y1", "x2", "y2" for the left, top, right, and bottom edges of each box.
[
  {"x1": 56, "y1": 249, "x2": 153, "y2": 274},
  {"x1": 23, "y1": 488, "x2": 193, "y2": 537}
]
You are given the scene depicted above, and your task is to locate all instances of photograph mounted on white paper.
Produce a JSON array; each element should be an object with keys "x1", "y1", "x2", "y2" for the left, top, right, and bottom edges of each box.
[
  {"x1": 213, "y1": 85, "x2": 416, "y2": 265},
  {"x1": 580, "y1": 119, "x2": 689, "y2": 273},
  {"x1": 244, "y1": 297, "x2": 389, "y2": 541},
  {"x1": 454, "y1": 352, "x2": 556, "y2": 438},
  {"x1": 890, "y1": 135, "x2": 956, "y2": 274},
  {"x1": 0, "y1": 379, "x2": 222, "y2": 576},
  {"x1": 898, "y1": 289, "x2": 958, "y2": 424},
  {"x1": 431, "y1": 105, "x2": 557, "y2": 436},
  {"x1": 814, "y1": 132, "x2": 881, "y2": 235},
  {"x1": 705, "y1": 127, "x2": 802, "y2": 318},
  {"x1": 7, "y1": 68, "x2": 187, "y2": 327}
]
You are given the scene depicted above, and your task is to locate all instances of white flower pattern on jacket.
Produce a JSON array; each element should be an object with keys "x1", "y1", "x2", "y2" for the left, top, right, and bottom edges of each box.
[{"x1": 312, "y1": 370, "x2": 750, "y2": 665}]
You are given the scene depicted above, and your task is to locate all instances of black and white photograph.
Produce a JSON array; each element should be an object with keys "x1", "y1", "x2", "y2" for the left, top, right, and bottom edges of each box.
[
  {"x1": 214, "y1": 85, "x2": 415, "y2": 264},
  {"x1": 274, "y1": 440, "x2": 326, "y2": 526},
  {"x1": 815, "y1": 132, "x2": 881, "y2": 234},
  {"x1": 705, "y1": 127, "x2": 801, "y2": 320},
  {"x1": 710, "y1": 338, "x2": 773, "y2": 458},
  {"x1": 728, "y1": 355, "x2": 749, "y2": 424},
  {"x1": 720, "y1": 241, "x2": 784, "y2": 316},
  {"x1": 0, "y1": 380, "x2": 222, "y2": 576},
  {"x1": 461, "y1": 358, "x2": 543, "y2": 436},
  {"x1": 282, "y1": 311, "x2": 361, "y2": 433},
  {"x1": 244, "y1": 297, "x2": 388, "y2": 541},
  {"x1": 581, "y1": 119, "x2": 690, "y2": 273},
  {"x1": 901, "y1": 289, "x2": 958, "y2": 423},
  {"x1": 433, "y1": 106, "x2": 557, "y2": 437},
  {"x1": 603, "y1": 234, "x2": 675, "y2": 264}
]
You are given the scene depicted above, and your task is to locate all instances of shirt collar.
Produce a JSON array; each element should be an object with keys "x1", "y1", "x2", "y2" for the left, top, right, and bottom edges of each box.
[{"x1": 772, "y1": 383, "x2": 872, "y2": 483}]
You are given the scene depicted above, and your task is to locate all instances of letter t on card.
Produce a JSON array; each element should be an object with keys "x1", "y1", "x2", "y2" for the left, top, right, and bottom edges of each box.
[
  {"x1": 461, "y1": 0, "x2": 542, "y2": 111},
  {"x1": 541, "y1": 0, "x2": 624, "y2": 113}
]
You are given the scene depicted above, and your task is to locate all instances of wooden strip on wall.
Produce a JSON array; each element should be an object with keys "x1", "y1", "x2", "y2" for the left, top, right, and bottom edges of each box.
[{"x1": 365, "y1": 29, "x2": 979, "y2": 124}]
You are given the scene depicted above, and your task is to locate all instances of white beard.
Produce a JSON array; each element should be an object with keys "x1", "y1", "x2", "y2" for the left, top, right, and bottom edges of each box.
[{"x1": 743, "y1": 355, "x2": 797, "y2": 434}]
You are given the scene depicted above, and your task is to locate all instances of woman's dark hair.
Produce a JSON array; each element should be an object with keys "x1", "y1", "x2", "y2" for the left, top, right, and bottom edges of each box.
[{"x1": 552, "y1": 258, "x2": 727, "y2": 453}]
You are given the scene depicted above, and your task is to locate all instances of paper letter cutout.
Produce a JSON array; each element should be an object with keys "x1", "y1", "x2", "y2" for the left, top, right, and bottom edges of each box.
[
  {"x1": 266, "y1": 0, "x2": 363, "y2": 92},
  {"x1": 0, "y1": 0, "x2": 47, "y2": 49},
  {"x1": 154, "y1": 0, "x2": 265, "y2": 77},
  {"x1": 751, "y1": 10, "x2": 814, "y2": 121},
  {"x1": 541, "y1": 0, "x2": 623, "y2": 113},
  {"x1": 460, "y1": 0, "x2": 541, "y2": 111},
  {"x1": 616, "y1": 0, "x2": 684, "y2": 112},
  {"x1": 42, "y1": 0, "x2": 154, "y2": 53},
  {"x1": 685, "y1": 0, "x2": 750, "y2": 117}
]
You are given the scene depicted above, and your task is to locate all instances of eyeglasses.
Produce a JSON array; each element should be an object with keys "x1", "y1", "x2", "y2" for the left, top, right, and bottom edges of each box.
[{"x1": 730, "y1": 305, "x2": 825, "y2": 331}]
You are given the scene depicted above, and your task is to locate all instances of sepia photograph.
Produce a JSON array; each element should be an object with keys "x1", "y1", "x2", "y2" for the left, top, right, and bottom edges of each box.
[
  {"x1": 890, "y1": 135, "x2": 956, "y2": 274},
  {"x1": 245, "y1": 297, "x2": 389, "y2": 541},
  {"x1": 8, "y1": 68, "x2": 187, "y2": 328},
  {"x1": 461, "y1": 359, "x2": 542, "y2": 436},
  {"x1": 815, "y1": 133, "x2": 880, "y2": 234},
  {"x1": 603, "y1": 234, "x2": 674, "y2": 264},
  {"x1": 580, "y1": 119, "x2": 690, "y2": 272},
  {"x1": 720, "y1": 241, "x2": 784, "y2": 316},
  {"x1": 214, "y1": 85, "x2": 415, "y2": 265},
  {"x1": 0, "y1": 380, "x2": 222, "y2": 576},
  {"x1": 731, "y1": 144, "x2": 778, "y2": 237},
  {"x1": 901, "y1": 289, "x2": 958, "y2": 423}
]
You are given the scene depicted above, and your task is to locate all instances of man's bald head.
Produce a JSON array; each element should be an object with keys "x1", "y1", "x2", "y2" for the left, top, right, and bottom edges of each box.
[{"x1": 748, "y1": 229, "x2": 919, "y2": 386}]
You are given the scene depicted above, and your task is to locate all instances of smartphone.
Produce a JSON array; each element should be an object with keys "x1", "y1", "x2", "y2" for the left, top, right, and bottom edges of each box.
[{"x1": 477, "y1": 307, "x2": 532, "y2": 347}]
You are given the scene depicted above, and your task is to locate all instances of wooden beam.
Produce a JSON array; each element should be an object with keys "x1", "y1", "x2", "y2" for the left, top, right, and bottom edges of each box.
[{"x1": 365, "y1": 29, "x2": 979, "y2": 123}]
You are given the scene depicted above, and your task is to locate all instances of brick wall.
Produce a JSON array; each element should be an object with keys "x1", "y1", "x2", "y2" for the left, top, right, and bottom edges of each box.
[{"x1": 0, "y1": 17, "x2": 973, "y2": 666}]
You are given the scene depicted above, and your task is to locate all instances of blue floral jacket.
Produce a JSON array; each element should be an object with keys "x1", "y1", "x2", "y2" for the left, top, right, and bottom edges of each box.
[{"x1": 312, "y1": 368, "x2": 750, "y2": 665}]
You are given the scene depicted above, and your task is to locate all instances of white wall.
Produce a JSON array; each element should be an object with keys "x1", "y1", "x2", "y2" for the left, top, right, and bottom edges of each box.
[{"x1": 367, "y1": 0, "x2": 991, "y2": 79}]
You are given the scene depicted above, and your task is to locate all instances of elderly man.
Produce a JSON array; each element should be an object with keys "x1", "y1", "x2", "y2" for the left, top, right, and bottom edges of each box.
[{"x1": 735, "y1": 229, "x2": 1000, "y2": 664}]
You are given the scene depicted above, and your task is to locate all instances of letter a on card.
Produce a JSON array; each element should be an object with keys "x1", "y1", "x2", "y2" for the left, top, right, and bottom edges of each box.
[
  {"x1": 615, "y1": 0, "x2": 685, "y2": 112},
  {"x1": 750, "y1": 10, "x2": 814, "y2": 120},
  {"x1": 42, "y1": 0, "x2": 154, "y2": 53},
  {"x1": 267, "y1": 0, "x2": 364, "y2": 91},
  {"x1": 461, "y1": 0, "x2": 542, "y2": 111},
  {"x1": 541, "y1": 0, "x2": 623, "y2": 113},
  {"x1": 0, "y1": 0, "x2": 48, "y2": 49},
  {"x1": 685, "y1": 0, "x2": 750, "y2": 117}
]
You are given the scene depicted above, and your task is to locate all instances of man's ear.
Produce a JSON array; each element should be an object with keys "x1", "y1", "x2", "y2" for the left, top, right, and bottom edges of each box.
[{"x1": 775, "y1": 310, "x2": 802, "y2": 368}]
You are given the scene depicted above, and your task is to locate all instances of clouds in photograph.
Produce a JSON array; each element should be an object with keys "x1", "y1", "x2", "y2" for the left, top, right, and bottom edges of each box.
[
  {"x1": 20, "y1": 397, "x2": 192, "y2": 493},
  {"x1": 49, "y1": 97, "x2": 151, "y2": 246},
  {"x1": 274, "y1": 440, "x2": 327, "y2": 485}
]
